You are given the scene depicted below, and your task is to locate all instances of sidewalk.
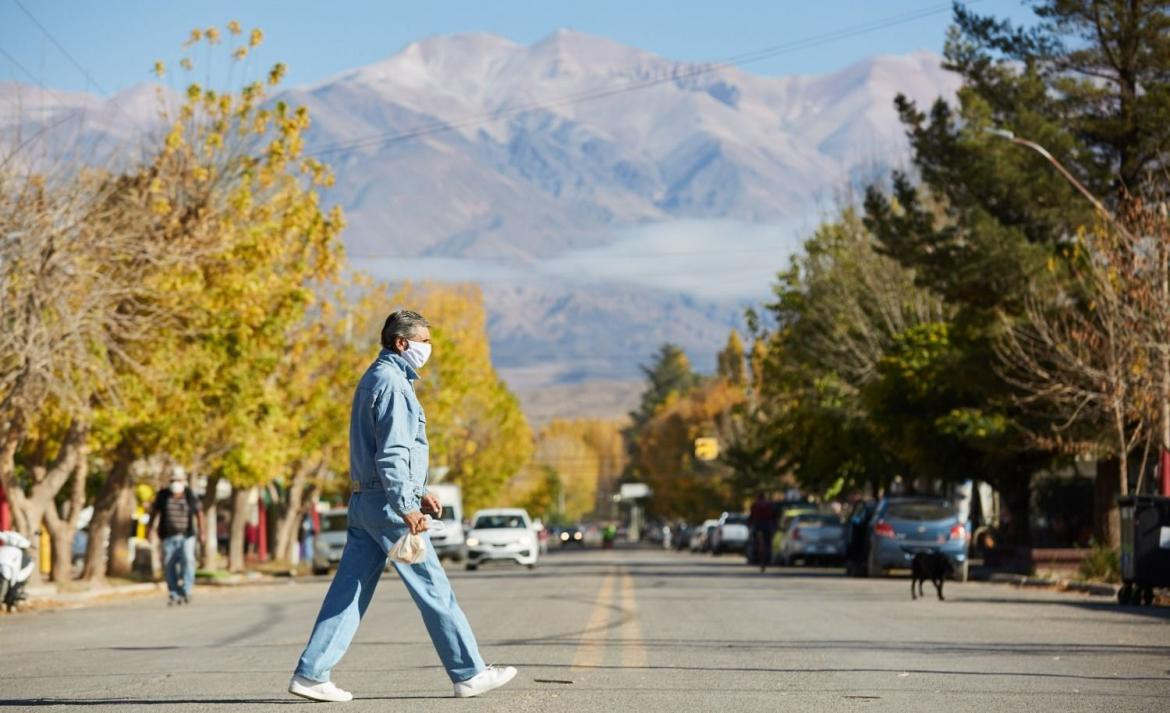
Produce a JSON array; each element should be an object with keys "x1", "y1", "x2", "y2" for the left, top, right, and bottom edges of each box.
[{"x1": 13, "y1": 571, "x2": 287, "y2": 613}]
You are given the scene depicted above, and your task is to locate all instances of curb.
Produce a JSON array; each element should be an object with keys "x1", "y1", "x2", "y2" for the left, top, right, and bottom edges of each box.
[{"x1": 985, "y1": 571, "x2": 1118, "y2": 597}]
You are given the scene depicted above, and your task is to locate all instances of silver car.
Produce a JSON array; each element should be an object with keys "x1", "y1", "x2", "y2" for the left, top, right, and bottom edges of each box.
[{"x1": 776, "y1": 513, "x2": 845, "y2": 566}]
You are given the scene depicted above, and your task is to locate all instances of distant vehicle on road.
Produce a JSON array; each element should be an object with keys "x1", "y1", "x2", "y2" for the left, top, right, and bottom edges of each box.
[
  {"x1": 671, "y1": 523, "x2": 692, "y2": 550},
  {"x1": 771, "y1": 506, "x2": 819, "y2": 564},
  {"x1": 710, "y1": 513, "x2": 749, "y2": 555},
  {"x1": 427, "y1": 484, "x2": 467, "y2": 563},
  {"x1": 464, "y1": 508, "x2": 539, "y2": 571},
  {"x1": 776, "y1": 512, "x2": 845, "y2": 566},
  {"x1": 311, "y1": 508, "x2": 349, "y2": 575},
  {"x1": 861, "y1": 497, "x2": 969, "y2": 581},
  {"x1": 558, "y1": 525, "x2": 585, "y2": 547},
  {"x1": 690, "y1": 519, "x2": 719, "y2": 552}
]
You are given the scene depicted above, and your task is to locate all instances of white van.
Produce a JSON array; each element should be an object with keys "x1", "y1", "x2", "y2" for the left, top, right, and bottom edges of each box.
[{"x1": 427, "y1": 484, "x2": 467, "y2": 562}]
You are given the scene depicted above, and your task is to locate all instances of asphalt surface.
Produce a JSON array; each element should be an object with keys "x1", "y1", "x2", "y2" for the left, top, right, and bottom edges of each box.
[{"x1": 2, "y1": 547, "x2": 1168, "y2": 712}]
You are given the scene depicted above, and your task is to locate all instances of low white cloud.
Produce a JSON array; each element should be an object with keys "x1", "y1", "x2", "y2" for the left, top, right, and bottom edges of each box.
[{"x1": 354, "y1": 218, "x2": 811, "y2": 302}]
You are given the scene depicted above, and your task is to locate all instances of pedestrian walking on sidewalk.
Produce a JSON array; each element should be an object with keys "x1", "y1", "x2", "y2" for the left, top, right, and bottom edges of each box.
[
  {"x1": 289, "y1": 310, "x2": 516, "y2": 703},
  {"x1": 148, "y1": 468, "x2": 202, "y2": 605}
]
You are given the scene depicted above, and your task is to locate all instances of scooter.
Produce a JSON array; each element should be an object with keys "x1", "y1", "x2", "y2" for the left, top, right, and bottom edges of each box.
[{"x1": 0, "y1": 530, "x2": 35, "y2": 612}]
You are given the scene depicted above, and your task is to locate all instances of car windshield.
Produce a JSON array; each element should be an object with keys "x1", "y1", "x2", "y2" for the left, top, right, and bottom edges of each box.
[
  {"x1": 794, "y1": 515, "x2": 840, "y2": 527},
  {"x1": 320, "y1": 514, "x2": 348, "y2": 532},
  {"x1": 438, "y1": 506, "x2": 456, "y2": 522},
  {"x1": 723, "y1": 515, "x2": 748, "y2": 524},
  {"x1": 886, "y1": 501, "x2": 955, "y2": 521},
  {"x1": 474, "y1": 515, "x2": 528, "y2": 529}
]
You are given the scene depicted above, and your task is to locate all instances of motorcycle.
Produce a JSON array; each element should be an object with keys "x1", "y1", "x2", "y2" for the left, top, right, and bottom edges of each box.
[{"x1": 0, "y1": 530, "x2": 35, "y2": 612}]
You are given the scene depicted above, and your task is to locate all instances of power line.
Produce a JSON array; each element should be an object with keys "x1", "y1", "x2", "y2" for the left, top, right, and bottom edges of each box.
[
  {"x1": 305, "y1": 1, "x2": 972, "y2": 158},
  {"x1": 9, "y1": 0, "x2": 145, "y2": 131}
]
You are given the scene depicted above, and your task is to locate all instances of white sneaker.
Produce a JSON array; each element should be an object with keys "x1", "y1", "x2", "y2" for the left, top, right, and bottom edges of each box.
[
  {"x1": 453, "y1": 665, "x2": 518, "y2": 699},
  {"x1": 288, "y1": 674, "x2": 353, "y2": 702}
]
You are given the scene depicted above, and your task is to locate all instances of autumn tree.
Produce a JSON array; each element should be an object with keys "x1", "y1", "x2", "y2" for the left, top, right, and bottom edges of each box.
[{"x1": 388, "y1": 283, "x2": 533, "y2": 513}]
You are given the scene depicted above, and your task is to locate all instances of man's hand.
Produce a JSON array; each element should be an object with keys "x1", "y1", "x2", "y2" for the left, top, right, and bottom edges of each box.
[
  {"x1": 420, "y1": 492, "x2": 441, "y2": 516},
  {"x1": 403, "y1": 510, "x2": 429, "y2": 535}
]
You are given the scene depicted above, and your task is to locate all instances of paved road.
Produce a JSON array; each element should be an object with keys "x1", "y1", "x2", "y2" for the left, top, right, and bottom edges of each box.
[{"x1": 2, "y1": 547, "x2": 1168, "y2": 712}]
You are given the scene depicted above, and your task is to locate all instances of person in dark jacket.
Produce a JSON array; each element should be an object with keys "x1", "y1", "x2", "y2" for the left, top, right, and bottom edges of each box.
[{"x1": 148, "y1": 469, "x2": 203, "y2": 605}]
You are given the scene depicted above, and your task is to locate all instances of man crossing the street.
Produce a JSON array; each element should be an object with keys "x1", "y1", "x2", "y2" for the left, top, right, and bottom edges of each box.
[{"x1": 288, "y1": 310, "x2": 517, "y2": 702}]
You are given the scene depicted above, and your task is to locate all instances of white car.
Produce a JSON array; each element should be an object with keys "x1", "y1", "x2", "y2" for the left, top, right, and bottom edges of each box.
[
  {"x1": 311, "y1": 508, "x2": 349, "y2": 575},
  {"x1": 426, "y1": 484, "x2": 467, "y2": 563},
  {"x1": 711, "y1": 512, "x2": 750, "y2": 555},
  {"x1": 690, "y1": 519, "x2": 719, "y2": 552},
  {"x1": 464, "y1": 508, "x2": 539, "y2": 571}
]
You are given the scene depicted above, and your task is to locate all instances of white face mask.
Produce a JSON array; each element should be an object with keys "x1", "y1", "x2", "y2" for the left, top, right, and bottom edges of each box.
[
  {"x1": 170, "y1": 482, "x2": 185, "y2": 495},
  {"x1": 401, "y1": 340, "x2": 432, "y2": 370}
]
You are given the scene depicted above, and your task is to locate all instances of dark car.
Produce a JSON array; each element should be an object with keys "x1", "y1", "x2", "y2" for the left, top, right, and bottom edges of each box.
[
  {"x1": 557, "y1": 526, "x2": 585, "y2": 547},
  {"x1": 861, "y1": 497, "x2": 969, "y2": 581}
]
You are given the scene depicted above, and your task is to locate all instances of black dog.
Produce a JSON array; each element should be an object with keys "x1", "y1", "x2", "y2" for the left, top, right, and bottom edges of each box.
[{"x1": 910, "y1": 551, "x2": 955, "y2": 600}]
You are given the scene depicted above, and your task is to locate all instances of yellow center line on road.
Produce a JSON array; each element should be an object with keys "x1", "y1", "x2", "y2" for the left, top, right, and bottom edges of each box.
[
  {"x1": 618, "y1": 568, "x2": 647, "y2": 668},
  {"x1": 570, "y1": 567, "x2": 616, "y2": 671},
  {"x1": 569, "y1": 565, "x2": 647, "y2": 672}
]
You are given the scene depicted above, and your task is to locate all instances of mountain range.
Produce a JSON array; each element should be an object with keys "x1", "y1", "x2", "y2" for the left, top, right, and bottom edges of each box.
[{"x1": 0, "y1": 31, "x2": 959, "y2": 417}]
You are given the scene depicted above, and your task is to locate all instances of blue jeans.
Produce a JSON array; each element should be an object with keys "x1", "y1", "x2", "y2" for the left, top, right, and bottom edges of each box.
[
  {"x1": 162, "y1": 535, "x2": 195, "y2": 599},
  {"x1": 294, "y1": 491, "x2": 485, "y2": 683}
]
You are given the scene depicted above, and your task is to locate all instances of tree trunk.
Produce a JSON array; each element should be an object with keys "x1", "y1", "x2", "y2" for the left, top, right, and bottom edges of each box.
[
  {"x1": 42, "y1": 453, "x2": 88, "y2": 584},
  {"x1": 274, "y1": 461, "x2": 317, "y2": 564},
  {"x1": 82, "y1": 447, "x2": 134, "y2": 581},
  {"x1": 228, "y1": 486, "x2": 251, "y2": 573},
  {"x1": 107, "y1": 485, "x2": 137, "y2": 577},
  {"x1": 998, "y1": 472, "x2": 1032, "y2": 547},
  {"x1": 1094, "y1": 458, "x2": 1122, "y2": 549},
  {"x1": 7, "y1": 419, "x2": 89, "y2": 585},
  {"x1": 201, "y1": 475, "x2": 220, "y2": 571}
]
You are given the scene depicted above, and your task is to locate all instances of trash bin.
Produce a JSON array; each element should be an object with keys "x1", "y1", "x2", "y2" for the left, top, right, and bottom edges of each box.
[{"x1": 1117, "y1": 495, "x2": 1170, "y2": 606}]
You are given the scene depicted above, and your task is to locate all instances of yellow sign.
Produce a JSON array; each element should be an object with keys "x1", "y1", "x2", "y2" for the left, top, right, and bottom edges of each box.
[{"x1": 694, "y1": 437, "x2": 719, "y2": 461}]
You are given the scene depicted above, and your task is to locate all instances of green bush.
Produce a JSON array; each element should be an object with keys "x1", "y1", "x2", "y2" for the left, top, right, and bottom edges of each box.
[{"x1": 1078, "y1": 542, "x2": 1120, "y2": 583}]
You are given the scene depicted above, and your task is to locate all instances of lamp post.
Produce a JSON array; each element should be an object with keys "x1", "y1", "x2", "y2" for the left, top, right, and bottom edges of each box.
[{"x1": 986, "y1": 127, "x2": 1169, "y2": 496}]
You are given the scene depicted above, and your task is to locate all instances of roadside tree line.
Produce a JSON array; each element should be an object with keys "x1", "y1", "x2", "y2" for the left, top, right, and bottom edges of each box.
[
  {"x1": 624, "y1": 1, "x2": 1170, "y2": 546},
  {"x1": 0, "y1": 26, "x2": 531, "y2": 584}
]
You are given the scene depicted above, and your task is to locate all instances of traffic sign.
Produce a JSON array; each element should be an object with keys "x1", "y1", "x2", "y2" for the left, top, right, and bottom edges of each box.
[{"x1": 694, "y1": 437, "x2": 719, "y2": 461}]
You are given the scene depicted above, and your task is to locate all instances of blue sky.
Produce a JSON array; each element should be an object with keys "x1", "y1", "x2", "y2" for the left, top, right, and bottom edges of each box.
[{"x1": 1, "y1": 0, "x2": 1036, "y2": 95}]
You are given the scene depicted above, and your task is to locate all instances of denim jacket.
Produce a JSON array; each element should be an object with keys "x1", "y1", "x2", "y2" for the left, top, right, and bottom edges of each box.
[{"x1": 349, "y1": 349, "x2": 429, "y2": 515}]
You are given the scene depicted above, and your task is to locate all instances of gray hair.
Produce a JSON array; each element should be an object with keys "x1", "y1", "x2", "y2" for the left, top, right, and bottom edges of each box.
[{"x1": 380, "y1": 310, "x2": 429, "y2": 351}]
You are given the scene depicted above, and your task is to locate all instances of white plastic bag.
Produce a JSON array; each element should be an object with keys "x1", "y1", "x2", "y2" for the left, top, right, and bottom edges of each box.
[
  {"x1": 388, "y1": 517, "x2": 444, "y2": 565},
  {"x1": 389, "y1": 532, "x2": 427, "y2": 564}
]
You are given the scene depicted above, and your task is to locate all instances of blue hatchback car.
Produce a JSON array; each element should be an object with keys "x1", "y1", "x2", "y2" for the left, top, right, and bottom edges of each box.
[{"x1": 865, "y1": 497, "x2": 969, "y2": 581}]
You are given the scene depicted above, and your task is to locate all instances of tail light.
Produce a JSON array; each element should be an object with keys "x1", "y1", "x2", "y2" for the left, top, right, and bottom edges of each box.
[
  {"x1": 791, "y1": 528, "x2": 802, "y2": 541},
  {"x1": 874, "y1": 521, "x2": 895, "y2": 538},
  {"x1": 949, "y1": 524, "x2": 968, "y2": 541}
]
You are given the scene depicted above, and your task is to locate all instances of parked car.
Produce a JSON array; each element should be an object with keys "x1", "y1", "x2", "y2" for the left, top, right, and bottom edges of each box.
[
  {"x1": 690, "y1": 519, "x2": 719, "y2": 552},
  {"x1": 671, "y1": 523, "x2": 692, "y2": 550},
  {"x1": 863, "y1": 497, "x2": 969, "y2": 581},
  {"x1": 427, "y1": 484, "x2": 467, "y2": 563},
  {"x1": 464, "y1": 508, "x2": 539, "y2": 571},
  {"x1": 776, "y1": 512, "x2": 846, "y2": 566},
  {"x1": 770, "y1": 507, "x2": 819, "y2": 564},
  {"x1": 311, "y1": 508, "x2": 349, "y2": 575},
  {"x1": 710, "y1": 513, "x2": 749, "y2": 554}
]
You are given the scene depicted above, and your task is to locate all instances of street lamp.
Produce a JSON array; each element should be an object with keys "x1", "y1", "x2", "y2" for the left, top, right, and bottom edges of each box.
[
  {"x1": 986, "y1": 127, "x2": 1170, "y2": 496},
  {"x1": 983, "y1": 127, "x2": 1132, "y2": 240}
]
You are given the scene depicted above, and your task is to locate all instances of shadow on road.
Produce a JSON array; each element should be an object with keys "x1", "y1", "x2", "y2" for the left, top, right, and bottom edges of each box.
[
  {"x1": 507, "y1": 661, "x2": 1169, "y2": 683},
  {"x1": 0, "y1": 698, "x2": 300, "y2": 707}
]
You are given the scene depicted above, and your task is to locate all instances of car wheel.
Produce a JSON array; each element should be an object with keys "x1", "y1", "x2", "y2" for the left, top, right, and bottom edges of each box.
[
  {"x1": 311, "y1": 566, "x2": 328, "y2": 576},
  {"x1": 465, "y1": 563, "x2": 478, "y2": 572},
  {"x1": 527, "y1": 564, "x2": 537, "y2": 570}
]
